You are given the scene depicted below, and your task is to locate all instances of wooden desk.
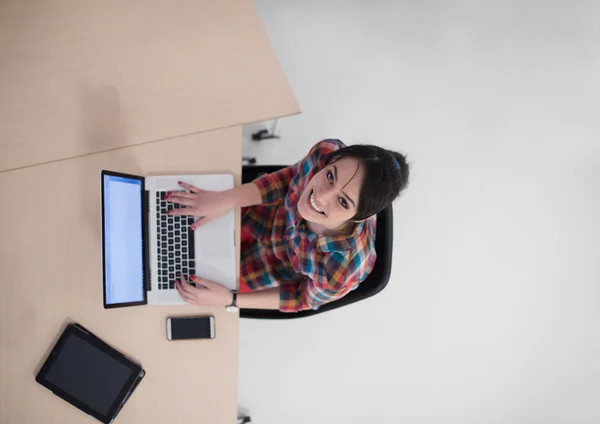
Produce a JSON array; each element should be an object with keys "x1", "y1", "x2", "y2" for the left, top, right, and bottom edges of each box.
[
  {"x1": 0, "y1": 0, "x2": 299, "y2": 172},
  {"x1": 0, "y1": 127, "x2": 241, "y2": 423}
]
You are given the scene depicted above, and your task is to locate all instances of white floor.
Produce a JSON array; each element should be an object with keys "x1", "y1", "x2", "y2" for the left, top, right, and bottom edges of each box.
[{"x1": 239, "y1": 1, "x2": 600, "y2": 423}]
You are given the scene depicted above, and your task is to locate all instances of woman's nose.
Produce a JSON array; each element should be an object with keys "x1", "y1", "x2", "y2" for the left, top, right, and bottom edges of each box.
[{"x1": 317, "y1": 186, "x2": 336, "y2": 205}]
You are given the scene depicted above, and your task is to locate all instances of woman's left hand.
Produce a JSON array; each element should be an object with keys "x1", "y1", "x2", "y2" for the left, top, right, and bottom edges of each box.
[{"x1": 175, "y1": 275, "x2": 233, "y2": 307}]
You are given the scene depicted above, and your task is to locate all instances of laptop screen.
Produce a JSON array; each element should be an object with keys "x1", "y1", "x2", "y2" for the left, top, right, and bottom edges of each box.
[{"x1": 102, "y1": 173, "x2": 146, "y2": 307}]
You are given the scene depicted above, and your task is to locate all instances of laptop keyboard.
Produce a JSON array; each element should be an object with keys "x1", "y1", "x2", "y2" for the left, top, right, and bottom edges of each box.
[{"x1": 155, "y1": 192, "x2": 196, "y2": 290}]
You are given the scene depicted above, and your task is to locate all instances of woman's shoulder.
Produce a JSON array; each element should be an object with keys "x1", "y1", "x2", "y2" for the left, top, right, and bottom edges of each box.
[
  {"x1": 350, "y1": 216, "x2": 377, "y2": 280},
  {"x1": 305, "y1": 139, "x2": 346, "y2": 162},
  {"x1": 294, "y1": 139, "x2": 345, "y2": 181}
]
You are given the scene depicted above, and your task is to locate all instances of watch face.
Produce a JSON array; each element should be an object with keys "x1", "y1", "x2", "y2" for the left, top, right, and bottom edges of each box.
[{"x1": 226, "y1": 306, "x2": 239, "y2": 313}]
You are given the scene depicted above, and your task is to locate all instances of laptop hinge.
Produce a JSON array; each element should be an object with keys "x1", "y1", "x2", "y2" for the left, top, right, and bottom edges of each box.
[{"x1": 143, "y1": 190, "x2": 151, "y2": 292}]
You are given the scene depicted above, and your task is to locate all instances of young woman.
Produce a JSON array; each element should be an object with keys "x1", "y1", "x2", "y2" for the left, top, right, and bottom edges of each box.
[{"x1": 165, "y1": 139, "x2": 409, "y2": 312}]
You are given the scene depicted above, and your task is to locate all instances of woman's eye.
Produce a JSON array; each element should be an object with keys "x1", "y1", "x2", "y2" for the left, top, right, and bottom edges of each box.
[
  {"x1": 339, "y1": 198, "x2": 348, "y2": 209},
  {"x1": 327, "y1": 171, "x2": 334, "y2": 184}
]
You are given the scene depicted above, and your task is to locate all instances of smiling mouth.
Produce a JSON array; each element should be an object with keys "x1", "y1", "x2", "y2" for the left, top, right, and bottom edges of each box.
[{"x1": 309, "y1": 190, "x2": 326, "y2": 215}]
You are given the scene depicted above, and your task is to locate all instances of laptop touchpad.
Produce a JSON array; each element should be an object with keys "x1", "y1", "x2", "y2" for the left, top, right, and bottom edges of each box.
[{"x1": 197, "y1": 228, "x2": 232, "y2": 258}]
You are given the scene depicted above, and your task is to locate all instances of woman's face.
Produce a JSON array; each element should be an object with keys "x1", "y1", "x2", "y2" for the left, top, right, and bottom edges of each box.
[{"x1": 297, "y1": 157, "x2": 364, "y2": 230}]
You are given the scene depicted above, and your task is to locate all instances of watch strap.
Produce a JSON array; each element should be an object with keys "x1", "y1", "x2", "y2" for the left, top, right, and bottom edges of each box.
[{"x1": 230, "y1": 290, "x2": 238, "y2": 308}]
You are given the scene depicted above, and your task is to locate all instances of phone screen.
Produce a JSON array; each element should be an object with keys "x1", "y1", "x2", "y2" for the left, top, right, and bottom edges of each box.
[{"x1": 169, "y1": 317, "x2": 213, "y2": 340}]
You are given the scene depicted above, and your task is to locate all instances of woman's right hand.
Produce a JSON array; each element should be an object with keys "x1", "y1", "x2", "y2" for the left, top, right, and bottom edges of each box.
[{"x1": 164, "y1": 182, "x2": 233, "y2": 230}]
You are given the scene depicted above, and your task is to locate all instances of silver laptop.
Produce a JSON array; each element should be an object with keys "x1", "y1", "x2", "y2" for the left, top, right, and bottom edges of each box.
[{"x1": 101, "y1": 170, "x2": 236, "y2": 308}]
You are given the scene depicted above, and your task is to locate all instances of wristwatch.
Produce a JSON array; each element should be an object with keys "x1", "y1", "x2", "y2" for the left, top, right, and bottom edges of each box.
[{"x1": 226, "y1": 290, "x2": 238, "y2": 312}]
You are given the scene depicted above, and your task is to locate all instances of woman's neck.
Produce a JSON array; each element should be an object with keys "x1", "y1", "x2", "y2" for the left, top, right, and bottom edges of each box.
[{"x1": 305, "y1": 220, "x2": 355, "y2": 237}]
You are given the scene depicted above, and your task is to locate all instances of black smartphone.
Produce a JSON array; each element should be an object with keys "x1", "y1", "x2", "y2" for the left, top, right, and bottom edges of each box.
[{"x1": 166, "y1": 316, "x2": 215, "y2": 340}]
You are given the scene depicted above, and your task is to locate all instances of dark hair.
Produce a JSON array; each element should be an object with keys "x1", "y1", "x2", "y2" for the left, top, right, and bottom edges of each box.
[{"x1": 324, "y1": 144, "x2": 410, "y2": 221}]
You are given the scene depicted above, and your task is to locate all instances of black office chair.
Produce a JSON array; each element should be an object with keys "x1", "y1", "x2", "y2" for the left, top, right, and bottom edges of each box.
[{"x1": 240, "y1": 165, "x2": 394, "y2": 319}]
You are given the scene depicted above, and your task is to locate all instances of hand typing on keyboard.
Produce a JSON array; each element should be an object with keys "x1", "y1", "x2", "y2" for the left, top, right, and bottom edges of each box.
[
  {"x1": 164, "y1": 182, "x2": 234, "y2": 231},
  {"x1": 175, "y1": 274, "x2": 233, "y2": 307}
]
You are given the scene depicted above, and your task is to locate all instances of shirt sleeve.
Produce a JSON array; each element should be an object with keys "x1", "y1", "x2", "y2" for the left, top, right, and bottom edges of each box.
[
  {"x1": 279, "y1": 251, "x2": 355, "y2": 312},
  {"x1": 252, "y1": 166, "x2": 296, "y2": 204},
  {"x1": 251, "y1": 139, "x2": 345, "y2": 204}
]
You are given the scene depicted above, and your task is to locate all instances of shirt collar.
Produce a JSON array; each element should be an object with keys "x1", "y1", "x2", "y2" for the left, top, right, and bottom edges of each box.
[{"x1": 314, "y1": 220, "x2": 366, "y2": 252}]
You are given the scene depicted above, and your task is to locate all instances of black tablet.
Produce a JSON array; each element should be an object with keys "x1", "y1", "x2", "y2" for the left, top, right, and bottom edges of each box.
[{"x1": 36, "y1": 323, "x2": 145, "y2": 423}]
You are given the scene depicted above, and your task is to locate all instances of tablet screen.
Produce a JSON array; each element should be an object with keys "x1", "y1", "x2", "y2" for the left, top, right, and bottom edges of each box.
[
  {"x1": 36, "y1": 325, "x2": 143, "y2": 423},
  {"x1": 45, "y1": 332, "x2": 133, "y2": 415}
]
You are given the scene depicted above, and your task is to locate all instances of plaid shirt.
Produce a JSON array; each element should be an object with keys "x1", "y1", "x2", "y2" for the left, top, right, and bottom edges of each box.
[{"x1": 240, "y1": 139, "x2": 377, "y2": 312}]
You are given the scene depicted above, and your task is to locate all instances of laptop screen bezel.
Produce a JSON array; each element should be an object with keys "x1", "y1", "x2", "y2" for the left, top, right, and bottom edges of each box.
[{"x1": 101, "y1": 170, "x2": 149, "y2": 309}]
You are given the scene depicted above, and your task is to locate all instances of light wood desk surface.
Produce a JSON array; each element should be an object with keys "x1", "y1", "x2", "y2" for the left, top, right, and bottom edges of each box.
[
  {"x1": 0, "y1": 127, "x2": 242, "y2": 424},
  {"x1": 0, "y1": 0, "x2": 299, "y2": 172}
]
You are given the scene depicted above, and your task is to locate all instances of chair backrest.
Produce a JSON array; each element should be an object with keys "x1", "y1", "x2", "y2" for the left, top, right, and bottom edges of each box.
[{"x1": 240, "y1": 165, "x2": 394, "y2": 319}]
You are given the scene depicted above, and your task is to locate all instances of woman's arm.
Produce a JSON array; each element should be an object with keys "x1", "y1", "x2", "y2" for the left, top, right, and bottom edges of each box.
[
  {"x1": 175, "y1": 275, "x2": 281, "y2": 310},
  {"x1": 237, "y1": 287, "x2": 280, "y2": 310},
  {"x1": 166, "y1": 181, "x2": 261, "y2": 229},
  {"x1": 223, "y1": 182, "x2": 262, "y2": 209}
]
